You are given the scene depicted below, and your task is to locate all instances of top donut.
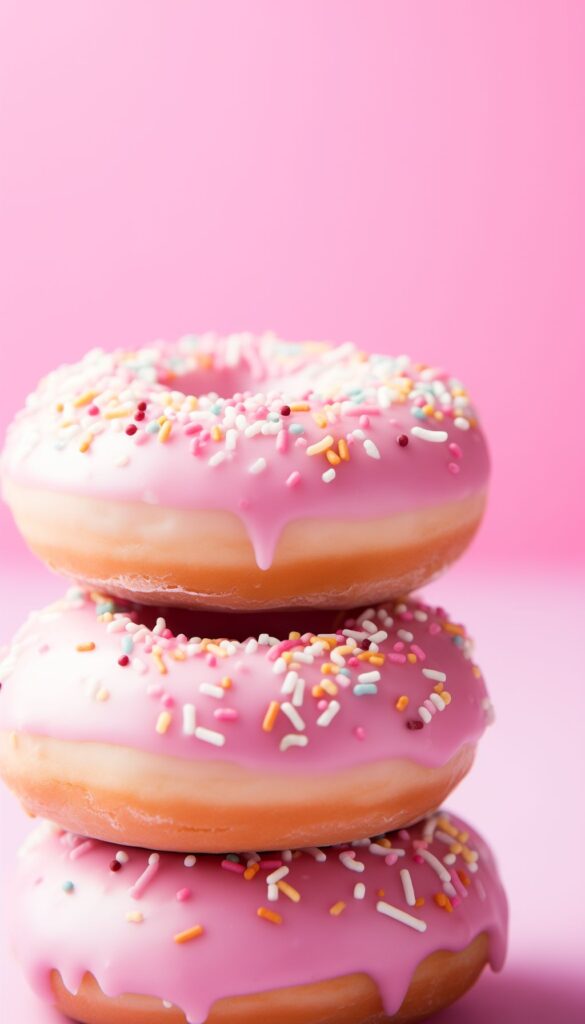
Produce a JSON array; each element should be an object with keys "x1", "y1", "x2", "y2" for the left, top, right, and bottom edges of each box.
[{"x1": 1, "y1": 334, "x2": 490, "y2": 609}]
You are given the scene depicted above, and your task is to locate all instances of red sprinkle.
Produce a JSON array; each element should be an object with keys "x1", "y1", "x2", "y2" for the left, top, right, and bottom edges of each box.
[
  {"x1": 134, "y1": 411, "x2": 146, "y2": 421},
  {"x1": 397, "y1": 434, "x2": 409, "y2": 447},
  {"x1": 280, "y1": 405, "x2": 291, "y2": 416},
  {"x1": 125, "y1": 424, "x2": 138, "y2": 436},
  {"x1": 407, "y1": 719, "x2": 424, "y2": 731},
  {"x1": 109, "y1": 860, "x2": 121, "y2": 872},
  {"x1": 137, "y1": 401, "x2": 147, "y2": 411},
  {"x1": 118, "y1": 655, "x2": 130, "y2": 667},
  {"x1": 88, "y1": 405, "x2": 100, "y2": 416}
]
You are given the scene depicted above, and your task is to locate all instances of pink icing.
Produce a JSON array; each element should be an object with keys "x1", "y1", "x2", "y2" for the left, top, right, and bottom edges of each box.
[
  {"x1": 11, "y1": 814, "x2": 508, "y2": 1022},
  {"x1": 0, "y1": 334, "x2": 490, "y2": 569},
  {"x1": 0, "y1": 589, "x2": 492, "y2": 772}
]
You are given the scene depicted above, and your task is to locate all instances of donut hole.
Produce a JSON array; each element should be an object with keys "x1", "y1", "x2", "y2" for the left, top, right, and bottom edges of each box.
[
  {"x1": 136, "y1": 604, "x2": 349, "y2": 642},
  {"x1": 174, "y1": 365, "x2": 265, "y2": 400}
]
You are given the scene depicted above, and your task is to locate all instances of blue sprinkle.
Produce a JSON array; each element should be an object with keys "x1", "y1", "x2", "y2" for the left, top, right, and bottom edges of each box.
[
  {"x1": 121, "y1": 635, "x2": 134, "y2": 655},
  {"x1": 338, "y1": 667, "x2": 351, "y2": 677},
  {"x1": 289, "y1": 424, "x2": 305, "y2": 435},
  {"x1": 353, "y1": 683, "x2": 378, "y2": 696},
  {"x1": 411, "y1": 407, "x2": 427, "y2": 420},
  {"x1": 147, "y1": 421, "x2": 161, "y2": 434},
  {"x1": 96, "y1": 601, "x2": 115, "y2": 615},
  {"x1": 225, "y1": 853, "x2": 240, "y2": 863},
  {"x1": 452, "y1": 636, "x2": 465, "y2": 648},
  {"x1": 62, "y1": 880, "x2": 75, "y2": 893}
]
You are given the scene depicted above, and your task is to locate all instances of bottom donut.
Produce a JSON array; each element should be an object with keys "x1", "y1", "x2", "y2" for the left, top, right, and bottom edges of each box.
[{"x1": 11, "y1": 812, "x2": 507, "y2": 1024}]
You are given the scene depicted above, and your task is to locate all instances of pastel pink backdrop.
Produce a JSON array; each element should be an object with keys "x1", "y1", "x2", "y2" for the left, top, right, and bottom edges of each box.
[
  {"x1": 1, "y1": 0, "x2": 584, "y2": 569},
  {"x1": 1, "y1": 4, "x2": 585, "y2": 1023}
]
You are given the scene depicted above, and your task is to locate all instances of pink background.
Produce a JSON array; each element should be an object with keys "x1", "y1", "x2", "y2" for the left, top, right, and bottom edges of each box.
[{"x1": 0, "y1": 2, "x2": 584, "y2": 1022}]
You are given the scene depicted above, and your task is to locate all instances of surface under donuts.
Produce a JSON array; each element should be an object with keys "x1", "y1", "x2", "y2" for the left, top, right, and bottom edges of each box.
[
  {"x1": 1, "y1": 334, "x2": 490, "y2": 609},
  {"x1": 11, "y1": 814, "x2": 508, "y2": 1024},
  {"x1": 0, "y1": 592, "x2": 491, "y2": 850}
]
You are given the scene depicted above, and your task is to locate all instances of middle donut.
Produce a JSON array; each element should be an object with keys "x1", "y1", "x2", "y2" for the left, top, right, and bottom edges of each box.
[{"x1": 0, "y1": 591, "x2": 492, "y2": 852}]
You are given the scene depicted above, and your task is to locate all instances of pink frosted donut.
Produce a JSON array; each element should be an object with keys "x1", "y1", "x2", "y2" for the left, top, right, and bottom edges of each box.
[
  {"x1": 1, "y1": 334, "x2": 490, "y2": 609},
  {"x1": 11, "y1": 813, "x2": 508, "y2": 1024},
  {"x1": 0, "y1": 590, "x2": 493, "y2": 851}
]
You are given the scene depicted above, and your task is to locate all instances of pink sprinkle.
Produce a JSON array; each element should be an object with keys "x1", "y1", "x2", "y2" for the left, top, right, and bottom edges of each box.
[
  {"x1": 452, "y1": 895, "x2": 461, "y2": 907},
  {"x1": 354, "y1": 726, "x2": 366, "y2": 741},
  {"x1": 294, "y1": 436, "x2": 307, "y2": 448},
  {"x1": 162, "y1": 694, "x2": 175, "y2": 708},
  {"x1": 413, "y1": 853, "x2": 424, "y2": 864},
  {"x1": 259, "y1": 859, "x2": 282, "y2": 869},
  {"x1": 413, "y1": 840, "x2": 428, "y2": 850},
  {"x1": 414, "y1": 396, "x2": 426, "y2": 407},
  {"x1": 385, "y1": 854, "x2": 398, "y2": 866},
  {"x1": 429, "y1": 622, "x2": 441, "y2": 636},
  {"x1": 88, "y1": 405, "x2": 99, "y2": 415},
  {"x1": 451, "y1": 871, "x2": 468, "y2": 899},
  {"x1": 221, "y1": 860, "x2": 245, "y2": 874},
  {"x1": 448, "y1": 442, "x2": 462, "y2": 459},
  {"x1": 133, "y1": 431, "x2": 148, "y2": 446},
  {"x1": 423, "y1": 699, "x2": 436, "y2": 715},
  {"x1": 184, "y1": 423, "x2": 202, "y2": 436},
  {"x1": 398, "y1": 830, "x2": 410, "y2": 841},
  {"x1": 38, "y1": 643, "x2": 50, "y2": 654},
  {"x1": 448, "y1": 462, "x2": 460, "y2": 474},
  {"x1": 190, "y1": 439, "x2": 202, "y2": 456},
  {"x1": 239, "y1": 498, "x2": 251, "y2": 510},
  {"x1": 267, "y1": 638, "x2": 299, "y2": 661},
  {"x1": 348, "y1": 656, "x2": 360, "y2": 667},
  {"x1": 276, "y1": 429, "x2": 289, "y2": 453},
  {"x1": 393, "y1": 641, "x2": 405, "y2": 652},
  {"x1": 214, "y1": 707, "x2": 239, "y2": 721},
  {"x1": 389, "y1": 653, "x2": 407, "y2": 664},
  {"x1": 399, "y1": 610, "x2": 414, "y2": 621},
  {"x1": 317, "y1": 699, "x2": 328, "y2": 711},
  {"x1": 176, "y1": 888, "x2": 191, "y2": 902},
  {"x1": 410, "y1": 644, "x2": 426, "y2": 660},
  {"x1": 206, "y1": 654, "x2": 217, "y2": 667},
  {"x1": 147, "y1": 684, "x2": 164, "y2": 698},
  {"x1": 286, "y1": 470, "x2": 301, "y2": 488},
  {"x1": 69, "y1": 839, "x2": 95, "y2": 861},
  {"x1": 129, "y1": 854, "x2": 160, "y2": 899},
  {"x1": 359, "y1": 414, "x2": 370, "y2": 429}
]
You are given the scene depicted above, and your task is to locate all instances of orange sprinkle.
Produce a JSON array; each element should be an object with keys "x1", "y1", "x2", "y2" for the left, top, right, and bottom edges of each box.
[
  {"x1": 415, "y1": 897, "x2": 426, "y2": 908},
  {"x1": 170, "y1": 649, "x2": 187, "y2": 661},
  {"x1": 376, "y1": 888, "x2": 385, "y2": 899},
  {"x1": 395, "y1": 695, "x2": 409, "y2": 712},
  {"x1": 79, "y1": 434, "x2": 93, "y2": 453},
  {"x1": 407, "y1": 652, "x2": 417, "y2": 664},
  {"x1": 320, "y1": 679, "x2": 339, "y2": 697},
  {"x1": 244, "y1": 863, "x2": 260, "y2": 881},
  {"x1": 290, "y1": 402, "x2": 310, "y2": 412},
  {"x1": 472, "y1": 665, "x2": 482, "y2": 678},
  {"x1": 76, "y1": 642, "x2": 96, "y2": 652},
  {"x1": 443, "y1": 622, "x2": 465, "y2": 637},
  {"x1": 173, "y1": 924, "x2": 205, "y2": 943},
  {"x1": 221, "y1": 676, "x2": 232, "y2": 690},
  {"x1": 277, "y1": 881, "x2": 301, "y2": 903},
  {"x1": 262, "y1": 701, "x2": 280, "y2": 732},
  {"x1": 55, "y1": 402, "x2": 64, "y2": 413},
  {"x1": 320, "y1": 663, "x2": 335, "y2": 675},
  {"x1": 329, "y1": 901, "x2": 346, "y2": 916},
  {"x1": 158, "y1": 420, "x2": 173, "y2": 444},
  {"x1": 457, "y1": 869, "x2": 471, "y2": 888},
  {"x1": 434, "y1": 893, "x2": 453, "y2": 913},
  {"x1": 338, "y1": 438, "x2": 350, "y2": 461},
  {"x1": 441, "y1": 691, "x2": 452, "y2": 705},
  {"x1": 155, "y1": 711, "x2": 172, "y2": 734},
  {"x1": 368, "y1": 654, "x2": 385, "y2": 666},
  {"x1": 311, "y1": 685, "x2": 325, "y2": 698},
  {"x1": 257, "y1": 907, "x2": 282, "y2": 925},
  {"x1": 326, "y1": 449, "x2": 341, "y2": 466}
]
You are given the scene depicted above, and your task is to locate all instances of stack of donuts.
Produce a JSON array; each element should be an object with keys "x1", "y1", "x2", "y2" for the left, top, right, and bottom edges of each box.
[{"x1": 0, "y1": 334, "x2": 507, "y2": 1023}]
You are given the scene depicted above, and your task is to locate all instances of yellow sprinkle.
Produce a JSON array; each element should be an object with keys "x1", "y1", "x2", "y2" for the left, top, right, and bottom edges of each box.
[
  {"x1": 158, "y1": 420, "x2": 173, "y2": 444},
  {"x1": 262, "y1": 701, "x2": 280, "y2": 732},
  {"x1": 174, "y1": 925, "x2": 205, "y2": 943},
  {"x1": 211, "y1": 425, "x2": 223, "y2": 442},
  {"x1": 407, "y1": 652, "x2": 417, "y2": 664},
  {"x1": 76, "y1": 642, "x2": 95, "y2": 652},
  {"x1": 320, "y1": 679, "x2": 338, "y2": 697},
  {"x1": 441, "y1": 691, "x2": 452, "y2": 705},
  {"x1": 290, "y1": 402, "x2": 310, "y2": 412},
  {"x1": 156, "y1": 711, "x2": 172, "y2": 734},
  {"x1": 436, "y1": 818, "x2": 459, "y2": 837},
  {"x1": 152, "y1": 647, "x2": 168, "y2": 675},
  {"x1": 326, "y1": 449, "x2": 341, "y2": 466},
  {"x1": 126, "y1": 911, "x2": 144, "y2": 923},
  {"x1": 320, "y1": 663, "x2": 335, "y2": 675},
  {"x1": 55, "y1": 402, "x2": 64, "y2": 413},
  {"x1": 369, "y1": 654, "x2": 385, "y2": 666},
  {"x1": 244, "y1": 863, "x2": 260, "y2": 881},
  {"x1": 170, "y1": 649, "x2": 187, "y2": 661},
  {"x1": 103, "y1": 407, "x2": 131, "y2": 419},
  {"x1": 338, "y1": 438, "x2": 350, "y2": 461},
  {"x1": 96, "y1": 688, "x2": 110, "y2": 702},
  {"x1": 278, "y1": 881, "x2": 301, "y2": 903},
  {"x1": 73, "y1": 390, "x2": 98, "y2": 408},
  {"x1": 79, "y1": 434, "x2": 93, "y2": 453},
  {"x1": 329, "y1": 901, "x2": 346, "y2": 917},
  {"x1": 288, "y1": 631, "x2": 301, "y2": 641},
  {"x1": 257, "y1": 907, "x2": 282, "y2": 925},
  {"x1": 306, "y1": 434, "x2": 334, "y2": 456},
  {"x1": 472, "y1": 665, "x2": 482, "y2": 678},
  {"x1": 434, "y1": 410, "x2": 444, "y2": 421},
  {"x1": 395, "y1": 695, "x2": 409, "y2": 712},
  {"x1": 313, "y1": 412, "x2": 328, "y2": 429}
]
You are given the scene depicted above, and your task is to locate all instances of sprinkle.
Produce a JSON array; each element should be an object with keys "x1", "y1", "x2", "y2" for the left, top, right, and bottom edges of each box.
[
  {"x1": 353, "y1": 882, "x2": 366, "y2": 900},
  {"x1": 338, "y1": 438, "x2": 350, "y2": 461},
  {"x1": 174, "y1": 925, "x2": 204, "y2": 943},
  {"x1": 339, "y1": 851, "x2": 365, "y2": 873},
  {"x1": 353, "y1": 682, "x2": 378, "y2": 696},
  {"x1": 418, "y1": 706, "x2": 432, "y2": 725},
  {"x1": 158, "y1": 420, "x2": 173, "y2": 444},
  {"x1": 221, "y1": 859, "x2": 245, "y2": 874},
  {"x1": 400, "y1": 869, "x2": 416, "y2": 907},
  {"x1": 126, "y1": 911, "x2": 144, "y2": 923},
  {"x1": 182, "y1": 704, "x2": 196, "y2": 735},
  {"x1": 184, "y1": 855, "x2": 197, "y2": 867},
  {"x1": 194, "y1": 726, "x2": 225, "y2": 747},
  {"x1": 279, "y1": 733, "x2": 309, "y2": 752},
  {"x1": 376, "y1": 901, "x2": 427, "y2": 932},
  {"x1": 277, "y1": 881, "x2": 301, "y2": 902},
  {"x1": 199, "y1": 683, "x2": 225, "y2": 699},
  {"x1": 266, "y1": 866, "x2": 289, "y2": 885},
  {"x1": 357, "y1": 670, "x2": 381, "y2": 684},
  {"x1": 418, "y1": 849, "x2": 452, "y2": 883},
  {"x1": 395, "y1": 695, "x2": 409, "y2": 711},
  {"x1": 262, "y1": 701, "x2": 280, "y2": 732},
  {"x1": 363, "y1": 439, "x2": 380, "y2": 459},
  {"x1": 244, "y1": 863, "x2": 260, "y2": 881},
  {"x1": 281, "y1": 702, "x2": 305, "y2": 731},
  {"x1": 329, "y1": 901, "x2": 346, "y2": 916},
  {"x1": 423, "y1": 668, "x2": 447, "y2": 682},
  {"x1": 286, "y1": 470, "x2": 301, "y2": 488},
  {"x1": 316, "y1": 700, "x2": 340, "y2": 726},
  {"x1": 156, "y1": 711, "x2": 172, "y2": 734},
  {"x1": 176, "y1": 888, "x2": 191, "y2": 901},
  {"x1": 410, "y1": 426, "x2": 448, "y2": 443},
  {"x1": 62, "y1": 880, "x2": 75, "y2": 893},
  {"x1": 454, "y1": 417, "x2": 470, "y2": 430},
  {"x1": 257, "y1": 907, "x2": 282, "y2": 925},
  {"x1": 249, "y1": 457, "x2": 267, "y2": 474},
  {"x1": 397, "y1": 433, "x2": 409, "y2": 447},
  {"x1": 129, "y1": 853, "x2": 160, "y2": 899},
  {"x1": 322, "y1": 467, "x2": 336, "y2": 483},
  {"x1": 76, "y1": 642, "x2": 95, "y2": 652},
  {"x1": 306, "y1": 434, "x2": 334, "y2": 456},
  {"x1": 116, "y1": 850, "x2": 129, "y2": 865}
]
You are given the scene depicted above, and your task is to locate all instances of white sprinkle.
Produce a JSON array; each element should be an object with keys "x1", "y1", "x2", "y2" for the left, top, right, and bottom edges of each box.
[
  {"x1": 182, "y1": 704, "x2": 196, "y2": 735},
  {"x1": 225, "y1": 428, "x2": 238, "y2": 451},
  {"x1": 116, "y1": 850, "x2": 129, "y2": 865},
  {"x1": 208, "y1": 450, "x2": 228, "y2": 467},
  {"x1": 280, "y1": 733, "x2": 309, "y2": 752},
  {"x1": 419, "y1": 706, "x2": 433, "y2": 724},
  {"x1": 249, "y1": 457, "x2": 267, "y2": 474},
  {"x1": 245, "y1": 638, "x2": 258, "y2": 655},
  {"x1": 281, "y1": 670, "x2": 298, "y2": 695},
  {"x1": 339, "y1": 852, "x2": 365, "y2": 873},
  {"x1": 422, "y1": 668, "x2": 447, "y2": 682},
  {"x1": 400, "y1": 869, "x2": 416, "y2": 907},
  {"x1": 367, "y1": 630, "x2": 388, "y2": 644},
  {"x1": 357, "y1": 670, "x2": 381, "y2": 684},
  {"x1": 414, "y1": 610, "x2": 428, "y2": 622},
  {"x1": 304, "y1": 847, "x2": 327, "y2": 862},
  {"x1": 199, "y1": 683, "x2": 225, "y2": 699},
  {"x1": 363, "y1": 439, "x2": 381, "y2": 459},
  {"x1": 397, "y1": 629, "x2": 414, "y2": 642},
  {"x1": 267, "y1": 883, "x2": 279, "y2": 901},
  {"x1": 454, "y1": 416, "x2": 470, "y2": 430},
  {"x1": 360, "y1": 618, "x2": 377, "y2": 633},
  {"x1": 376, "y1": 900, "x2": 427, "y2": 932},
  {"x1": 368, "y1": 843, "x2": 391, "y2": 856},
  {"x1": 430, "y1": 692, "x2": 446, "y2": 711},
  {"x1": 322, "y1": 468, "x2": 336, "y2": 483},
  {"x1": 418, "y1": 849, "x2": 452, "y2": 883},
  {"x1": 316, "y1": 700, "x2": 340, "y2": 727},
  {"x1": 184, "y1": 855, "x2": 196, "y2": 867},
  {"x1": 281, "y1": 702, "x2": 305, "y2": 731},
  {"x1": 410, "y1": 426, "x2": 448, "y2": 443},
  {"x1": 194, "y1": 726, "x2": 225, "y2": 747},
  {"x1": 353, "y1": 882, "x2": 366, "y2": 900},
  {"x1": 272, "y1": 657, "x2": 288, "y2": 675},
  {"x1": 292, "y1": 677, "x2": 305, "y2": 707},
  {"x1": 266, "y1": 865, "x2": 289, "y2": 885}
]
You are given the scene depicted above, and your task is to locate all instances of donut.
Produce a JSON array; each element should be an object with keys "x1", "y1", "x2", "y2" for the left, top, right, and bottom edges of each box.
[
  {"x1": 0, "y1": 334, "x2": 490, "y2": 610},
  {"x1": 11, "y1": 812, "x2": 508, "y2": 1024},
  {"x1": 0, "y1": 589, "x2": 492, "y2": 852}
]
